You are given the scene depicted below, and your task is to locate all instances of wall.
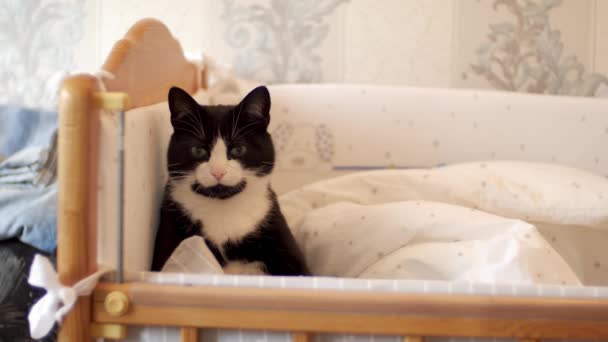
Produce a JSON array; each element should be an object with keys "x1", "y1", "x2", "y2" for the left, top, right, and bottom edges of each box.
[{"x1": 2, "y1": 0, "x2": 608, "y2": 108}]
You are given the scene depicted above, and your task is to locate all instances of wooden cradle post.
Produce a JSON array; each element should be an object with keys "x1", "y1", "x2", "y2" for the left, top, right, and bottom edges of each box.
[{"x1": 57, "y1": 74, "x2": 101, "y2": 341}]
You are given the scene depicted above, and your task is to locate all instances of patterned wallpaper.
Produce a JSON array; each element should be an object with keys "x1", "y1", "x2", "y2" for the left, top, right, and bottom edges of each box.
[
  {"x1": 464, "y1": 0, "x2": 608, "y2": 97},
  {"x1": 222, "y1": 0, "x2": 349, "y2": 83},
  {"x1": 0, "y1": 0, "x2": 87, "y2": 108},
  {"x1": 470, "y1": 0, "x2": 608, "y2": 96},
  {"x1": 2, "y1": 0, "x2": 608, "y2": 108}
]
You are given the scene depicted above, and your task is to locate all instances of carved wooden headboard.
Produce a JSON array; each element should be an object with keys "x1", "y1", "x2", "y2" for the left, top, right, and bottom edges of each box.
[{"x1": 101, "y1": 18, "x2": 206, "y2": 109}]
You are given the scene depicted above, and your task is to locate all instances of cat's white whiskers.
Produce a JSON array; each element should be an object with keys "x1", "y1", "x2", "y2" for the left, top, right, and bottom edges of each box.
[
  {"x1": 231, "y1": 102, "x2": 244, "y2": 139},
  {"x1": 230, "y1": 109, "x2": 237, "y2": 139},
  {"x1": 169, "y1": 177, "x2": 191, "y2": 182},
  {"x1": 178, "y1": 118, "x2": 205, "y2": 136},
  {"x1": 178, "y1": 128, "x2": 206, "y2": 140},
  {"x1": 169, "y1": 172, "x2": 193, "y2": 178},
  {"x1": 169, "y1": 172, "x2": 191, "y2": 176},
  {"x1": 231, "y1": 122, "x2": 260, "y2": 141},
  {"x1": 190, "y1": 107, "x2": 206, "y2": 138},
  {"x1": 180, "y1": 119, "x2": 205, "y2": 138}
]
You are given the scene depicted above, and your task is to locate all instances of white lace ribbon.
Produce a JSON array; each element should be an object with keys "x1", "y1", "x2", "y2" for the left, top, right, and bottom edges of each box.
[{"x1": 27, "y1": 254, "x2": 112, "y2": 339}]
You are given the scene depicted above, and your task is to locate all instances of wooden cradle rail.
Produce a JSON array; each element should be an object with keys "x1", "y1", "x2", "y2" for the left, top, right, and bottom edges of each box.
[
  {"x1": 56, "y1": 17, "x2": 608, "y2": 342},
  {"x1": 90, "y1": 282, "x2": 608, "y2": 340}
]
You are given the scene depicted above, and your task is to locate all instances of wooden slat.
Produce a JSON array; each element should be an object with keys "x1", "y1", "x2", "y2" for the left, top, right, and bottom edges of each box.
[
  {"x1": 102, "y1": 18, "x2": 202, "y2": 109},
  {"x1": 403, "y1": 337, "x2": 424, "y2": 342},
  {"x1": 91, "y1": 323, "x2": 127, "y2": 339},
  {"x1": 93, "y1": 282, "x2": 608, "y2": 322},
  {"x1": 181, "y1": 327, "x2": 199, "y2": 342},
  {"x1": 292, "y1": 332, "x2": 313, "y2": 342},
  {"x1": 57, "y1": 74, "x2": 101, "y2": 341},
  {"x1": 92, "y1": 302, "x2": 608, "y2": 340}
]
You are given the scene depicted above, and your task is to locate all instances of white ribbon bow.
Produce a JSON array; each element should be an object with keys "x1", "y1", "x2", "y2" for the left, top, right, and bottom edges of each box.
[{"x1": 27, "y1": 254, "x2": 112, "y2": 339}]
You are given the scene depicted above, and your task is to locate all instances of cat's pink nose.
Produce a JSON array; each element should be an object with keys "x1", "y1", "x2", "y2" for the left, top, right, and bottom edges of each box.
[{"x1": 211, "y1": 169, "x2": 226, "y2": 181}]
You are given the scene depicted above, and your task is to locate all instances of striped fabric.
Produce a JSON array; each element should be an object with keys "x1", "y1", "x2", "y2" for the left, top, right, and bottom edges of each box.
[{"x1": 117, "y1": 271, "x2": 608, "y2": 299}]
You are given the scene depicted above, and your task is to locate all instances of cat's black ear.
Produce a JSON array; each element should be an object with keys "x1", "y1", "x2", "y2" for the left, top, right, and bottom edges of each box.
[
  {"x1": 238, "y1": 85, "x2": 271, "y2": 126},
  {"x1": 168, "y1": 87, "x2": 199, "y2": 127}
]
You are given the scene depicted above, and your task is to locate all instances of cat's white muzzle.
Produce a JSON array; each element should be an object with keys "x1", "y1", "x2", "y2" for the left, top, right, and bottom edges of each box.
[{"x1": 195, "y1": 161, "x2": 244, "y2": 187}]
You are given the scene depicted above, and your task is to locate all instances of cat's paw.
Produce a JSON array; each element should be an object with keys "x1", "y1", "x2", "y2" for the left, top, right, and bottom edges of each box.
[{"x1": 223, "y1": 261, "x2": 267, "y2": 275}]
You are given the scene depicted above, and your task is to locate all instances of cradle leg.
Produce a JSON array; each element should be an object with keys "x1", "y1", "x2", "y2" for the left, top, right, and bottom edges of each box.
[
  {"x1": 293, "y1": 332, "x2": 313, "y2": 342},
  {"x1": 181, "y1": 327, "x2": 199, "y2": 342}
]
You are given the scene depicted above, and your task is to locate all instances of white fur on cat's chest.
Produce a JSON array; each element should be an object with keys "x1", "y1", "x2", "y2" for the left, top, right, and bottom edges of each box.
[{"x1": 170, "y1": 176, "x2": 272, "y2": 247}]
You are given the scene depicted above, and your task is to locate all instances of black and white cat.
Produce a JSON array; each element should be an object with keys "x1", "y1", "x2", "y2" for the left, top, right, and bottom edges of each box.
[{"x1": 151, "y1": 85, "x2": 310, "y2": 276}]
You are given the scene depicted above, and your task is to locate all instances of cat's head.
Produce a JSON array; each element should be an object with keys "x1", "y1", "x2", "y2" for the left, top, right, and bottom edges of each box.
[{"x1": 166, "y1": 85, "x2": 274, "y2": 199}]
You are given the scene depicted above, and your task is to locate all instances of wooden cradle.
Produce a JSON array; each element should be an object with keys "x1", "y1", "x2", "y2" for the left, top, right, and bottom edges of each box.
[{"x1": 56, "y1": 18, "x2": 608, "y2": 342}]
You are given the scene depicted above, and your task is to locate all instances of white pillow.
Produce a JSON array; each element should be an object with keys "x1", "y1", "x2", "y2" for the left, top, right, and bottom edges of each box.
[
  {"x1": 296, "y1": 200, "x2": 580, "y2": 285},
  {"x1": 278, "y1": 161, "x2": 608, "y2": 285},
  {"x1": 279, "y1": 161, "x2": 608, "y2": 229}
]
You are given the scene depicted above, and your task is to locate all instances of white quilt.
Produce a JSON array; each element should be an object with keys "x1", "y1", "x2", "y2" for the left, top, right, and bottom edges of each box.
[{"x1": 164, "y1": 161, "x2": 608, "y2": 286}]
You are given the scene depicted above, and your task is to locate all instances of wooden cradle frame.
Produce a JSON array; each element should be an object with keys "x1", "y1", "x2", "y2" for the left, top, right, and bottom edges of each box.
[{"x1": 56, "y1": 18, "x2": 608, "y2": 342}]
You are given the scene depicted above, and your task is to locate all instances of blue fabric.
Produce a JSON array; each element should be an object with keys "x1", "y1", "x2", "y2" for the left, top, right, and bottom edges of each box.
[
  {"x1": 0, "y1": 105, "x2": 58, "y2": 252},
  {"x1": 0, "y1": 105, "x2": 57, "y2": 157}
]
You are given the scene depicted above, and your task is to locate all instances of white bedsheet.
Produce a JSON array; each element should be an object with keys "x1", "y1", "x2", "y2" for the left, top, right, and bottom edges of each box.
[
  {"x1": 296, "y1": 201, "x2": 578, "y2": 284},
  {"x1": 280, "y1": 161, "x2": 608, "y2": 285},
  {"x1": 163, "y1": 161, "x2": 608, "y2": 286}
]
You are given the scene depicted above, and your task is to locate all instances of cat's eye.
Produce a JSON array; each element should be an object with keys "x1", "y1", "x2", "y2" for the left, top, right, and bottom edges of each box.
[
  {"x1": 230, "y1": 145, "x2": 247, "y2": 157},
  {"x1": 190, "y1": 146, "x2": 208, "y2": 159}
]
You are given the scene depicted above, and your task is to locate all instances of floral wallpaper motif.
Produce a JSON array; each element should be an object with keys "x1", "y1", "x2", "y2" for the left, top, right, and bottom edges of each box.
[
  {"x1": 0, "y1": 0, "x2": 86, "y2": 108},
  {"x1": 471, "y1": 0, "x2": 608, "y2": 97},
  {"x1": 222, "y1": 0, "x2": 349, "y2": 84},
  {"x1": 4, "y1": 0, "x2": 608, "y2": 104}
]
